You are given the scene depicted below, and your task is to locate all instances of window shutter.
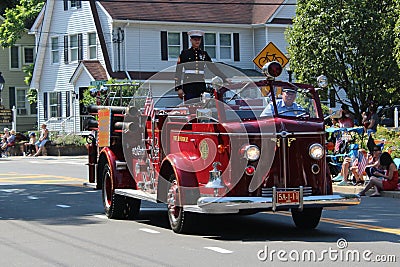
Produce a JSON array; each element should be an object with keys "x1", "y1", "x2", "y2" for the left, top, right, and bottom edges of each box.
[
  {"x1": 77, "y1": 1, "x2": 82, "y2": 8},
  {"x1": 78, "y1": 33, "x2": 83, "y2": 60},
  {"x1": 63, "y1": 0, "x2": 68, "y2": 11},
  {"x1": 182, "y1": 32, "x2": 188, "y2": 50},
  {"x1": 57, "y1": 92, "x2": 62, "y2": 117},
  {"x1": 66, "y1": 91, "x2": 71, "y2": 117},
  {"x1": 64, "y1": 35, "x2": 69, "y2": 64},
  {"x1": 8, "y1": 87, "x2": 16, "y2": 108},
  {"x1": 233, "y1": 33, "x2": 240, "y2": 61},
  {"x1": 161, "y1": 31, "x2": 168, "y2": 61},
  {"x1": 43, "y1": 92, "x2": 48, "y2": 120}
]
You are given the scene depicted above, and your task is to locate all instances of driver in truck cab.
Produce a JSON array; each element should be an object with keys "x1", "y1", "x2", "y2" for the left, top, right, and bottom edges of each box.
[{"x1": 260, "y1": 88, "x2": 304, "y2": 116}]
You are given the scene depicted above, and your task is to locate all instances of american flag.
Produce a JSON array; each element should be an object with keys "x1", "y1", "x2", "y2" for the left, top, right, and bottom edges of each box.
[
  {"x1": 357, "y1": 152, "x2": 368, "y2": 175},
  {"x1": 334, "y1": 137, "x2": 343, "y2": 153},
  {"x1": 144, "y1": 88, "x2": 155, "y2": 120}
]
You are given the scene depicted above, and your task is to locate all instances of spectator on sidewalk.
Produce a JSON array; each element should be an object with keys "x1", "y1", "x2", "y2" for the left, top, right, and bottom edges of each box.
[
  {"x1": 362, "y1": 102, "x2": 378, "y2": 136},
  {"x1": 365, "y1": 145, "x2": 384, "y2": 180},
  {"x1": 24, "y1": 132, "x2": 37, "y2": 156},
  {"x1": 33, "y1": 124, "x2": 49, "y2": 157},
  {"x1": 334, "y1": 149, "x2": 369, "y2": 186},
  {"x1": 1, "y1": 129, "x2": 16, "y2": 156},
  {"x1": 338, "y1": 104, "x2": 354, "y2": 128},
  {"x1": 0, "y1": 128, "x2": 10, "y2": 149},
  {"x1": 359, "y1": 152, "x2": 399, "y2": 197}
]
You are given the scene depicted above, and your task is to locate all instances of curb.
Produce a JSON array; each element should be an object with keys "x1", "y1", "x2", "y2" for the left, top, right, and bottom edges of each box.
[{"x1": 333, "y1": 185, "x2": 400, "y2": 199}]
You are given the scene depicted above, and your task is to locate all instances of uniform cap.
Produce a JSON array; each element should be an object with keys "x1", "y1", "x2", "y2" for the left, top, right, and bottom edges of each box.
[
  {"x1": 283, "y1": 88, "x2": 297, "y2": 94},
  {"x1": 188, "y1": 30, "x2": 204, "y2": 37}
]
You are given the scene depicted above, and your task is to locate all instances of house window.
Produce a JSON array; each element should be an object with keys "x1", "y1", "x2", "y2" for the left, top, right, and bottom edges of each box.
[
  {"x1": 51, "y1": 37, "x2": 59, "y2": 64},
  {"x1": 204, "y1": 33, "x2": 233, "y2": 60},
  {"x1": 70, "y1": 34, "x2": 78, "y2": 62},
  {"x1": 23, "y1": 47, "x2": 35, "y2": 64},
  {"x1": 219, "y1": 34, "x2": 232, "y2": 60},
  {"x1": 10, "y1": 46, "x2": 20, "y2": 69},
  {"x1": 168, "y1": 32, "x2": 181, "y2": 59},
  {"x1": 49, "y1": 92, "x2": 60, "y2": 118},
  {"x1": 88, "y1": 33, "x2": 97, "y2": 59},
  {"x1": 204, "y1": 33, "x2": 216, "y2": 59},
  {"x1": 16, "y1": 88, "x2": 27, "y2": 115}
]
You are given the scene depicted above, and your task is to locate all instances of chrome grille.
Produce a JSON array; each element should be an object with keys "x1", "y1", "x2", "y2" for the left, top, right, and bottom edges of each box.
[{"x1": 261, "y1": 187, "x2": 313, "y2": 197}]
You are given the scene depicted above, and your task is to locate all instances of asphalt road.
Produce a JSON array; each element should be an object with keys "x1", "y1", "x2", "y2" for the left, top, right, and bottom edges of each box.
[{"x1": 0, "y1": 156, "x2": 399, "y2": 266}]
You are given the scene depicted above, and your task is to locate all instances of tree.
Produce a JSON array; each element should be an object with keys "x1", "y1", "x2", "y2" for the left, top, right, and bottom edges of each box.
[
  {"x1": 0, "y1": 0, "x2": 44, "y2": 47},
  {"x1": 286, "y1": 0, "x2": 400, "y2": 122}
]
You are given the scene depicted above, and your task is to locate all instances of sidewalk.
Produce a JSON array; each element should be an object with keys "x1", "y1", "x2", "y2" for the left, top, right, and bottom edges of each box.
[{"x1": 333, "y1": 184, "x2": 400, "y2": 199}]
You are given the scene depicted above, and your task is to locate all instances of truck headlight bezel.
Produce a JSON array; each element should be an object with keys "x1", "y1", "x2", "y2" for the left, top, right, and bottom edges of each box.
[
  {"x1": 242, "y1": 145, "x2": 260, "y2": 161},
  {"x1": 309, "y1": 143, "x2": 324, "y2": 160}
]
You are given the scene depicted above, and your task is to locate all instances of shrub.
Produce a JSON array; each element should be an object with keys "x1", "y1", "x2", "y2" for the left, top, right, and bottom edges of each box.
[{"x1": 52, "y1": 134, "x2": 86, "y2": 146}]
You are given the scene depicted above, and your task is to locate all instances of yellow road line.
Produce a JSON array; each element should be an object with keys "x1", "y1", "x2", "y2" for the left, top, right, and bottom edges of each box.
[{"x1": 277, "y1": 211, "x2": 400, "y2": 236}]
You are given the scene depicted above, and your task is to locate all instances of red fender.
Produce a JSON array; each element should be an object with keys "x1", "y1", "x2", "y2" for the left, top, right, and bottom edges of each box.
[
  {"x1": 99, "y1": 147, "x2": 135, "y2": 189},
  {"x1": 157, "y1": 152, "x2": 200, "y2": 205}
]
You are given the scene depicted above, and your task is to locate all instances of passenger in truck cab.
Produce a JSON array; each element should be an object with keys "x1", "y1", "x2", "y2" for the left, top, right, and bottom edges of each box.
[{"x1": 260, "y1": 88, "x2": 304, "y2": 117}]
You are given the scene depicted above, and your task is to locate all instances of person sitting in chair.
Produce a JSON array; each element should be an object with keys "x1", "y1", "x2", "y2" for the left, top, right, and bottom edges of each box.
[{"x1": 260, "y1": 88, "x2": 304, "y2": 117}]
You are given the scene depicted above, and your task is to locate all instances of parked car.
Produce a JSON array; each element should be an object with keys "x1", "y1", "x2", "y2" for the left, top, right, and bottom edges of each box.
[{"x1": 377, "y1": 105, "x2": 400, "y2": 127}]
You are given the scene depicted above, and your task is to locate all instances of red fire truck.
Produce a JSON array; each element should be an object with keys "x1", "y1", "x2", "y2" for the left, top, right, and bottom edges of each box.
[{"x1": 85, "y1": 62, "x2": 360, "y2": 233}]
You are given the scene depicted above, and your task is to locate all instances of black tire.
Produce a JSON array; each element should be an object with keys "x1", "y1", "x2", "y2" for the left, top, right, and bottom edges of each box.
[
  {"x1": 102, "y1": 163, "x2": 141, "y2": 219},
  {"x1": 291, "y1": 208, "x2": 322, "y2": 229},
  {"x1": 167, "y1": 175, "x2": 192, "y2": 233}
]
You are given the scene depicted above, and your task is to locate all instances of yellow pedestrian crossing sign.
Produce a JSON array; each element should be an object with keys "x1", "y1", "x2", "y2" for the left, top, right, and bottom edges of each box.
[{"x1": 253, "y1": 42, "x2": 289, "y2": 70}]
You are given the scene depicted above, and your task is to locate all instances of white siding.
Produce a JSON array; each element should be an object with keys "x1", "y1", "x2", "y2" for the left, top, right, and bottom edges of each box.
[{"x1": 36, "y1": 1, "x2": 105, "y2": 132}]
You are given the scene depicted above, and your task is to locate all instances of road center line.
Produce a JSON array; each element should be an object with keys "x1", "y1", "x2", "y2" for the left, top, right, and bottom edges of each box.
[
  {"x1": 204, "y1": 247, "x2": 233, "y2": 254},
  {"x1": 139, "y1": 228, "x2": 160, "y2": 234}
]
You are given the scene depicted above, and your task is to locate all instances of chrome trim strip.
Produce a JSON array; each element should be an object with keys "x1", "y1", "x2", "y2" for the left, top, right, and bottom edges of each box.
[
  {"x1": 182, "y1": 194, "x2": 361, "y2": 214},
  {"x1": 170, "y1": 131, "x2": 326, "y2": 136}
]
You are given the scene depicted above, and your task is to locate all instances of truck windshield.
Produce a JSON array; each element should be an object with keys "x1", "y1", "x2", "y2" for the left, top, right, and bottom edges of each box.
[{"x1": 211, "y1": 82, "x2": 321, "y2": 122}]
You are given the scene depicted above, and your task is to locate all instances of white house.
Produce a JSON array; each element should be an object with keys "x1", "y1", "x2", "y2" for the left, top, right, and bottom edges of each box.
[{"x1": 30, "y1": 0, "x2": 297, "y2": 133}]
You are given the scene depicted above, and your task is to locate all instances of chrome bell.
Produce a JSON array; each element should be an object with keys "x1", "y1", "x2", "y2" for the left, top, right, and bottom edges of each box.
[{"x1": 205, "y1": 162, "x2": 225, "y2": 196}]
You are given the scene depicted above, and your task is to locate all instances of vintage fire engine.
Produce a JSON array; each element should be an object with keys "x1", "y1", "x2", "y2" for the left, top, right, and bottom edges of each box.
[{"x1": 85, "y1": 62, "x2": 360, "y2": 233}]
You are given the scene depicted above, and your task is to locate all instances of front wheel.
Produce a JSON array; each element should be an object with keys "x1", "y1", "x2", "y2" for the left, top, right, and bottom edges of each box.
[
  {"x1": 167, "y1": 176, "x2": 192, "y2": 233},
  {"x1": 102, "y1": 163, "x2": 141, "y2": 219},
  {"x1": 291, "y1": 208, "x2": 322, "y2": 229}
]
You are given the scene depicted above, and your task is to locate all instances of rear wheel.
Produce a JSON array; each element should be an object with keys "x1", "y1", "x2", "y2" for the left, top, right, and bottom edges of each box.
[
  {"x1": 167, "y1": 175, "x2": 192, "y2": 233},
  {"x1": 102, "y1": 163, "x2": 141, "y2": 219},
  {"x1": 291, "y1": 208, "x2": 322, "y2": 229}
]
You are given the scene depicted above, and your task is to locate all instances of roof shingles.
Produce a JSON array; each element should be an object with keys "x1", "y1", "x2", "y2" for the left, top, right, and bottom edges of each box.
[{"x1": 99, "y1": 0, "x2": 284, "y2": 25}]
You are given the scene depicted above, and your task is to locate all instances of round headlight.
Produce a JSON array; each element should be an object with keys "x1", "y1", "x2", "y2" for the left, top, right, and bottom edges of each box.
[
  {"x1": 242, "y1": 145, "x2": 260, "y2": 161},
  {"x1": 309, "y1": 144, "x2": 324, "y2": 160}
]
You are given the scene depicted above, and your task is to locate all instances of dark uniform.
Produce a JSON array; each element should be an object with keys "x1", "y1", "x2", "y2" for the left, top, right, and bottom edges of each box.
[{"x1": 174, "y1": 47, "x2": 212, "y2": 101}]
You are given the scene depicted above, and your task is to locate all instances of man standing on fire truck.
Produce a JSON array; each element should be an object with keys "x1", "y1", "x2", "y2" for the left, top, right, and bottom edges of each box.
[{"x1": 175, "y1": 30, "x2": 225, "y2": 101}]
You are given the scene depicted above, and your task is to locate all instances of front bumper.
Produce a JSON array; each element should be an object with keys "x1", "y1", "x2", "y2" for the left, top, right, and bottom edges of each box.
[{"x1": 183, "y1": 193, "x2": 360, "y2": 214}]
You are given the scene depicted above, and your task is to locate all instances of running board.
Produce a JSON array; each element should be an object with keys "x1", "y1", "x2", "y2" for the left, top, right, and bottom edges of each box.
[{"x1": 115, "y1": 189, "x2": 158, "y2": 203}]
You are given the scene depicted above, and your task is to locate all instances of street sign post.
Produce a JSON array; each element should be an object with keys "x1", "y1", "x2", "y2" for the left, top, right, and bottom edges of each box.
[{"x1": 253, "y1": 42, "x2": 289, "y2": 70}]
